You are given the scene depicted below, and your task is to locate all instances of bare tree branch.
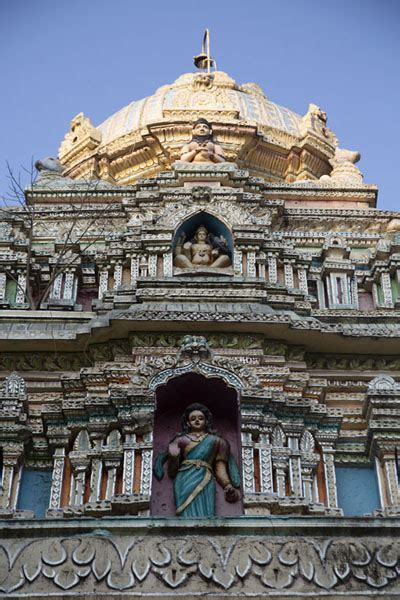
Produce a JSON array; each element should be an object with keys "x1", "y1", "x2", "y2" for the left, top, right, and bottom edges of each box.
[{"x1": 0, "y1": 163, "x2": 117, "y2": 310}]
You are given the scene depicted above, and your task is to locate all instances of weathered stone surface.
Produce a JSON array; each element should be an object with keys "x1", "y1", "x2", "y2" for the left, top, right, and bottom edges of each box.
[
  {"x1": 1, "y1": 518, "x2": 400, "y2": 598},
  {"x1": 2, "y1": 54, "x2": 400, "y2": 600}
]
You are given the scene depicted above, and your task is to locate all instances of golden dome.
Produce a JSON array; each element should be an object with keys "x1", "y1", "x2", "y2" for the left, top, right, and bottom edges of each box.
[
  {"x1": 59, "y1": 71, "x2": 338, "y2": 184},
  {"x1": 96, "y1": 71, "x2": 302, "y2": 145}
]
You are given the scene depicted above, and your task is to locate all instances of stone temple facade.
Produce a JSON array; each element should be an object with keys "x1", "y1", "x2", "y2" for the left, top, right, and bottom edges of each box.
[{"x1": 1, "y1": 66, "x2": 400, "y2": 599}]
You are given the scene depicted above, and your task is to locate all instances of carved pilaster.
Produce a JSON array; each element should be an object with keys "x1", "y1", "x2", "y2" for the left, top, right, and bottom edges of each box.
[
  {"x1": 382, "y1": 454, "x2": 400, "y2": 506},
  {"x1": 69, "y1": 447, "x2": 90, "y2": 506},
  {"x1": 256, "y1": 252, "x2": 266, "y2": 279},
  {"x1": 274, "y1": 459, "x2": 287, "y2": 497},
  {"x1": 288, "y1": 436, "x2": 302, "y2": 496},
  {"x1": 49, "y1": 448, "x2": 65, "y2": 510},
  {"x1": 316, "y1": 278, "x2": 326, "y2": 308},
  {"x1": 148, "y1": 254, "x2": 157, "y2": 277},
  {"x1": 372, "y1": 282, "x2": 380, "y2": 308},
  {"x1": 114, "y1": 263, "x2": 123, "y2": 289},
  {"x1": 300, "y1": 431, "x2": 319, "y2": 503},
  {"x1": 0, "y1": 461, "x2": 16, "y2": 509},
  {"x1": 267, "y1": 255, "x2": 278, "y2": 284},
  {"x1": 140, "y1": 448, "x2": 153, "y2": 495},
  {"x1": 381, "y1": 272, "x2": 393, "y2": 307},
  {"x1": 130, "y1": 256, "x2": 139, "y2": 285},
  {"x1": 72, "y1": 467, "x2": 87, "y2": 505},
  {"x1": 247, "y1": 251, "x2": 256, "y2": 278},
  {"x1": 241, "y1": 432, "x2": 255, "y2": 493},
  {"x1": 351, "y1": 274, "x2": 359, "y2": 308},
  {"x1": 89, "y1": 446, "x2": 103, "y2": 503},
  {"x1": 320, "y1": 443, "x2": 339, "y2": 509},
  {"x1": 302, "y1": 466, "x2": 314, "y2": 501},
  {"x1": 122, "y1": 434, "x2": 136, "y2": 495},
  {"x1": 99, "y1": 269, "x2": 109, "y2": 299},
  {"x1": 105, "y1": 465, "x2": 117, "y2": 499},
  {"x1": 0, "y1": 445, "x2": 23, "y2": 510},
  {"x1": 163, "y1": 252, "x2": 173, "y2": 277},
  {"x1": 271, "y1": 450, "x2": 289, "y2": 497},
  {"x1": 233, "y1": 249, "x2": 243, "y2": 276},
  {"x1": 139, "y1": 256, "x2": 148, "y2": 277},
  {"x1": 257, "y1": 433, "x2": 273, "y2": 494},
  {"x1": 284, "y1": 262, "x2": 294, "y2": 289},
  {"x1": 298, "y1": 268, "x2": 309, "y2": 294},
  {"x1": 328, "y1": 273, "x2": 351, "y2": 307},
  {"x1": 284, "y1": 149, "x2": 300, "y2": 182},
  {"x1": 51, "y1": 273, "x2": 63, "y2": 300},
  {"x1": 63, "y1": 271, "x2": 76, "y2": 300},
  {"x1": 15, "y1": 272, "x2": 26, "y2": 304},
  {"x1": 0, "y1": 272, "x2": 7, "y2": 301}
]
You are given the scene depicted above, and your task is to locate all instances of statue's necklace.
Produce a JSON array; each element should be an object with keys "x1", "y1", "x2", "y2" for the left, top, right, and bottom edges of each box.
[{"x1": 187, "y1": 432, "x2": 206, "y2": 442}]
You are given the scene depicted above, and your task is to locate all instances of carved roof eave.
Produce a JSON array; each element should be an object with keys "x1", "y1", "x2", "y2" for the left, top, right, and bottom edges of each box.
[
  {"x1": 27, "y1": 177, "x2": 378, "y2": 208},
  {"x1": 297, "y1": 130, "x2": 336, "y2": 160},
  {"x1": 1, "y1": 305, "x2": 400, "y2": 355},
  {"x1": 24, "y1": 159, "x2": 379, "y2": 214},
  {"x1": 263, "y1": 182, "x2": 378, "y2": 207},
  {"x1": 59, "y1": 118, "x2": 337, "y2": 186},
  {"x1": 25, "y1": 182, "x2": 137, "y2": 205},
  {"x1": 58, "y1": 133, "x2": 101, "y2": 167}
]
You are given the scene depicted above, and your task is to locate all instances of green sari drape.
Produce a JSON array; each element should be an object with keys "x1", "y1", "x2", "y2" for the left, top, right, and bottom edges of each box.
[{"x1": 174, "y1": 434, "x2": 219, "y2": 518}]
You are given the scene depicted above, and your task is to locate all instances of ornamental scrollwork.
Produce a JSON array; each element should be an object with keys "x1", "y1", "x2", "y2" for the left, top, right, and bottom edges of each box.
[{"x1": 1, "y1": 535, "x2": 400, "y2": 594}]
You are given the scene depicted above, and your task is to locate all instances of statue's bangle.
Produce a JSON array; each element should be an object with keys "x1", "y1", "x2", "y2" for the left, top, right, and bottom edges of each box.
[{"x1": 222, "y1": 481, "x2": 231, "y2": 489}]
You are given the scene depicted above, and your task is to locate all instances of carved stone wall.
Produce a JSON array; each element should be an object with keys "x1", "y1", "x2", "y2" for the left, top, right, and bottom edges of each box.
[
  {"x1": 1, "y1": 110, "x2": 400, "y2": 600},
  {"x1": 1, "y1": 518, "x2": 400, "y2": 598}
]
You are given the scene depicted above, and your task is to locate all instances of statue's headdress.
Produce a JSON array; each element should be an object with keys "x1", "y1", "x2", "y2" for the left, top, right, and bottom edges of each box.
[
  {"x1": 192, "y1": 118, "x2": 213, "y2": 142},
  {"x1": 194, "y1": 117, "x2": 212, "y2": 128},
  {"x1": 195, "y1": 225, "x2": 208, "y2": 237}
]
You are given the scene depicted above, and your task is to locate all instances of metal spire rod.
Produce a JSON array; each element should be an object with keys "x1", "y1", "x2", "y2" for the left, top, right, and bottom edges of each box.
[{"x1": 193, "y1": 29, "x2": 217, "y2": 73}]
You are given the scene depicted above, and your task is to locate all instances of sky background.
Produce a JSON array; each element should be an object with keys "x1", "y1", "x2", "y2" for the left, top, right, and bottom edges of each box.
[{"x1": 1, "y1": 0, "x2": 399, "y2": 209}]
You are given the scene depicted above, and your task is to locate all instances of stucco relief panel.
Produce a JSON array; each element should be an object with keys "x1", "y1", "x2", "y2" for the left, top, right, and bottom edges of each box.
[{"x1": 1, "y1": 533, "x2": 400, "y2": 595}]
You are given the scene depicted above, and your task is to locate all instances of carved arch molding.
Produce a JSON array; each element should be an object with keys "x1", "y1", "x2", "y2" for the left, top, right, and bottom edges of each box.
[
  {"x1": 152, "y1": 194, "x2": 272, "y2": 230},
  {"x1": 149, "y1": 361, "x2": 243, "y2": 391}
]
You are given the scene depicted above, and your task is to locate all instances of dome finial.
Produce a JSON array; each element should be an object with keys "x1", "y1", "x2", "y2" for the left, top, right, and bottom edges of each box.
[{"x1": 193, "y1": 29, "x2": 217, "y2": 74}]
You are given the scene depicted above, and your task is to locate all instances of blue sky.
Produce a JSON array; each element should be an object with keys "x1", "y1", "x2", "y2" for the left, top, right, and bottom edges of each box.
[{"x1": 1, "y1": 0, "x2": 399, "y2": 209}]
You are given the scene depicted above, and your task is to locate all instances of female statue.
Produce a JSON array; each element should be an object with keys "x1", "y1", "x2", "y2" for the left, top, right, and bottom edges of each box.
[{"x1": 154, "y1": 403, "x2": 240, "y2": 517}]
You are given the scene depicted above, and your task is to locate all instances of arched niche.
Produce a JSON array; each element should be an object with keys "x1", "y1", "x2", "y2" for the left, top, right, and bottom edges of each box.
[
  {"x1": 173, "y1": 212, "x2": 233, "y2": 271},
  {"x1": 151, "y1": 372, "x2": 242, "y2": 517}
]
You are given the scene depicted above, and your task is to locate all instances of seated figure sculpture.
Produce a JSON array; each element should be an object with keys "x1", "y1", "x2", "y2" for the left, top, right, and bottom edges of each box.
[
  {"x1": 174, "y1": 225, "x2": 231, "y2": 269},
  {"x1": 180, "y1": 118, "x2": 226, "y2": 163}
]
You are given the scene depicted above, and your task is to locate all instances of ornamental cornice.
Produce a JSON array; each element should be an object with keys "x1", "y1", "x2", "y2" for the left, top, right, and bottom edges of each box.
[
  {"x1": 110, "y1": 306, "x2": 400, "y2": 339},
  {"x1": 264, "y1": 186, "x2": 377, "y2": 204},
  {"x1": 312, "y1": 309, "x2": 400, "y2": 319},
  {"x1": 2, "y1": 520, "x2": 400, "y2": 596},
  {"x1": 264, "y1": 180, "x2": 378, "y2": 192},
  {"x1": 285, "y1": 207, "x2": 395, "y2": 218},
  {"x1": 2, "y1": 306, "x2": 400, "y2": 357},
  {"x1": 274, "y1": 231, "x2": 383, "y2": 244}
]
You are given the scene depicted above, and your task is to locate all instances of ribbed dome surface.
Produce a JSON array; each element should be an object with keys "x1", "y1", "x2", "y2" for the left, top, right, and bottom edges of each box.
[{"x1": 97, "y1": 71, "x2": 303, "y2": 145}]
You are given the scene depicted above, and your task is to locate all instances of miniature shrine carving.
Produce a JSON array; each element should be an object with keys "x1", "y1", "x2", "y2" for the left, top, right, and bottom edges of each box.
[{"x1": 173, "y1": 225, "x2": 231, "y2": 269}]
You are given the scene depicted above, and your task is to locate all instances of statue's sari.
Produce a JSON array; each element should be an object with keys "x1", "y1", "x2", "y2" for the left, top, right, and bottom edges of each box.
[
  {"x1": 153, "y1": 432, "x2": 240, "y2": 518},
  {"x1": 174, "y1": 434, "x2": 222, "y2": 518}
]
